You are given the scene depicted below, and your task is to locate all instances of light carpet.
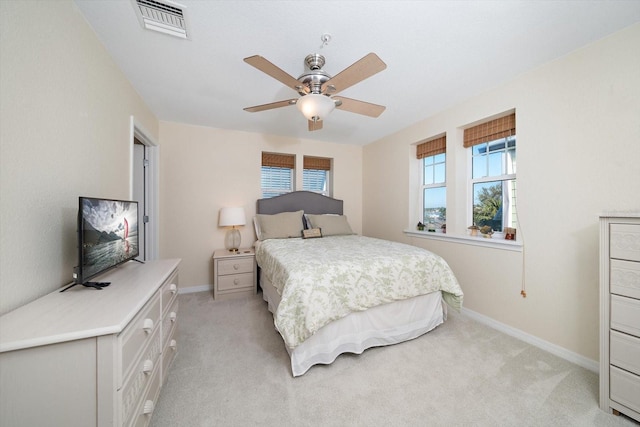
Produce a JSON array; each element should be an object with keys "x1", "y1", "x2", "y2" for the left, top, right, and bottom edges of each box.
[{"x1": 150, "y1": 292, "x2": 637, "y2": 427}]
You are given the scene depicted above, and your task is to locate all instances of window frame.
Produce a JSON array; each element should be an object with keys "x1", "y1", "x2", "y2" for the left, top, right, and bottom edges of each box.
[
  {"x1": 420, "y1": 152, "x2": 447, "y2": 229},
  {"x1": 261, "y1": 152, "x2": 295, "y2": 199},
  {"x1": 302, "y1": 156, "x2": 332, "y2": 197},
  {"x1": 469, "y1": 135, "x2": 516, "y2": 237}
]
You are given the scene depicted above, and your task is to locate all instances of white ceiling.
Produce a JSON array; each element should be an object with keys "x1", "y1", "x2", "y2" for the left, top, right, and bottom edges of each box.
[{"x1": 74, "y1": 0, "x2": 640, "y2": 146}]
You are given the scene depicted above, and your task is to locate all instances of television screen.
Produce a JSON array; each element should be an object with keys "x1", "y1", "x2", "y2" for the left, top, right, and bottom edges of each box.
[{"x1": 77, "y1": 197, "x2": 139, "y2": 285}]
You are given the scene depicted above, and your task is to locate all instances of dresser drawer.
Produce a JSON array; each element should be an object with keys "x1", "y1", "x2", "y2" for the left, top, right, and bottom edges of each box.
[
  {"x1": 120, "y1": 292, "x2": 162, "y2": 381},
  {"x1": 611, "y1": 259, "x2": 640, "y2": 299},
  {"x1": 217, "y1": 257, "x2": 254, "y2": 276},
  {"x1": 121, "y1": 326, "x2": 162, "y2": 424},
  {"x1": 611, "y1": 223, "x2": 640, "y2": 262},
  {"x1": 610, "y1": 366, "x2": 640, "y2": 414},
  {"x1": 161, "y1": 270, "x2": 179, "y2": 315},
  {"x1": 611, "y1": 330, "x2": 640, "y2": 376},
  {"x1": 162, "y1": 298, "x2": 178, "y2": 347},
  {"x1": 162, "y1": 329, "x2": 178, "y2": 384},
  {"x1": 611, "y1": 294, "x2": 640, "y2": 338},
  {"x1": 127, "y1": 360, "x2": 162, "y2": 427},
  {"x1": 218, "y1": 272, "x2": 254, "y2": 291}
]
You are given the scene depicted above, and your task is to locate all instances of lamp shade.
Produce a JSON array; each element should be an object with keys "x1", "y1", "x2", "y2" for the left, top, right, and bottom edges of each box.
[
  {"x1": 219, "y1": 207, "x2": 246, "y2": 227},
  {"x1": 296, "y1": 93, "x2": 335, "y2": 121}
]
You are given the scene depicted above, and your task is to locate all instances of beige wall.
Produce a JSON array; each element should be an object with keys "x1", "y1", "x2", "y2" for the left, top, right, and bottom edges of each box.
[
  {"x1": 363, "y1": 23, "x2": 640, "y2": 362},
  {"x1": 0, "y1": 1, "x2": 158, "y2": 314},
  {"x1": 158, "y1": 122, "x2": 363, "y2": 287}
]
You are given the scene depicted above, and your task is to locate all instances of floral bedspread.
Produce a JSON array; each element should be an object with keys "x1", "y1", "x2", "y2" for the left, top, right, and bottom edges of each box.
[{"x1": 255, "y1": 235, "x2": 463, "y2": 349}]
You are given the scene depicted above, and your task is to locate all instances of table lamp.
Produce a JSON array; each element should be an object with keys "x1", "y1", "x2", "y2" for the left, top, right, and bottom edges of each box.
[{"x1": 219, "y1": 207, "x2": 246, "y2": 252}]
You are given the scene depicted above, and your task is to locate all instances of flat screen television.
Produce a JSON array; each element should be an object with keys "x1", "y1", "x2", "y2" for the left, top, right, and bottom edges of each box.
[{"x1": 63, "y1": 197, "x2": 140, "y2": 291}]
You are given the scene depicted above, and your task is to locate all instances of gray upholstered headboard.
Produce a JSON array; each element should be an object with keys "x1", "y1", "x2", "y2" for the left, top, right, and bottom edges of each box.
[{"x1": 256, "y1": 191, "x2": 343, "y2": 215}]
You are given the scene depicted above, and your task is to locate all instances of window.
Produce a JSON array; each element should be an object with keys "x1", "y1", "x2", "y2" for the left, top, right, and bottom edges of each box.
[
  {"x1": 464, "y1": 113, "x2": 516, "y2": 234},
  {"x1": 303, "y1": 156, "x2": 332, "y2": 196},
  {"x1": 261, "y1": 153, "x2": 294, "y2": 198},
  {"x1": 417, "y1": 135, "x2": 446, "y2": 228}
]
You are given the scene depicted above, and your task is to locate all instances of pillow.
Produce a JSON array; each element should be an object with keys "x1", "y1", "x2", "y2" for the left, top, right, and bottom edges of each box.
[
  {"x1": 254, "y1": 210, "x2": 305, "y2": 240},
  {"x1": 305, "y1": 214, "x2": 354, "y2": 236}
]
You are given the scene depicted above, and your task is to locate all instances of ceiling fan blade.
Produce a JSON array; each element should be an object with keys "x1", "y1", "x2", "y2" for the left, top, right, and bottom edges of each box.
[
  {"x1": 243, "y1": 99, "x2": 297, "y2": 113},
  {"x1": 244, "y1": 55, "x2": 302, "y2": 91},
  {"x1": 321, "y1": 53, "x2": 387, "y2": 95},
  {"x1": 333, "y1": 96, "x2": 386, "y2": 118},
  {"x1": 308, "y1": 119, "x2": 323, "y2": 131}
]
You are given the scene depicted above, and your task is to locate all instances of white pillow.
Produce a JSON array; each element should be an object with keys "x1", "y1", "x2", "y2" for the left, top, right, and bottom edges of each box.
[
  {"x1": 305, "y1": 214, "x2": 354, "y2": 236},
  {"x1": 254, "y1": 210, "x2": 305, "y2": 240}
]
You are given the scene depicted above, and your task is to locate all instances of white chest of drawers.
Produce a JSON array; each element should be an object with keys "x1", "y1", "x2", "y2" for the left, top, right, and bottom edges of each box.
[
  {"x1": 600, "y1": 214, "x2": 640, "y2": 422},
  {"x1": 0, "y1": 259, "x2": 180, "y2": 427}
]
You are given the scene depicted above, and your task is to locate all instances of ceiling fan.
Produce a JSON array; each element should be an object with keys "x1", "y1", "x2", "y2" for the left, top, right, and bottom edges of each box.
[{"x1": 243, "y1": 52, "x2": 387, "y2": 131}]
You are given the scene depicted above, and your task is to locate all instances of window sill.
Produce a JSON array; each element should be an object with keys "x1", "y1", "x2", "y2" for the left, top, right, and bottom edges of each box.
[{"x1": 403, "y1": 229, "x2": 523, "y2": 252}]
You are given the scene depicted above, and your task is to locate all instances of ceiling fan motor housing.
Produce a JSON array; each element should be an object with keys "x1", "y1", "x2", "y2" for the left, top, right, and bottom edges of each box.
[{"x1": 296, "y1": 54, "x2": 332, "y2": 95}]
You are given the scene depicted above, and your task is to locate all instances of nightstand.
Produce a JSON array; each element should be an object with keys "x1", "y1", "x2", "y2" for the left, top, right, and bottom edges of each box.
[{"x1": 213, "y1": 248, "x2": 257, "y2": 300}]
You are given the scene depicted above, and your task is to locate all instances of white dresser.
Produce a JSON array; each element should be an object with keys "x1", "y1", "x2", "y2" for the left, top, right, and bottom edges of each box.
[
  {"x1": 0, "y1": 259, "x2": 180, "y2": 427},
  {"x1": 599, "y1": 214, "x2": 640, "y2": 422}
]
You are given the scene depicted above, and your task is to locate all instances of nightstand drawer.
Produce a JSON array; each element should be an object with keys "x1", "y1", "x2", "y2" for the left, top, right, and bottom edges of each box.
[
  {"x1": 218, "y1": 272, "x2": 254, "y2": 291},
  {"x1": 217, "y1": 257, "x2": 254, "y2": 275},
  {"x1": 611, "y1": 294, "x2": 640, "y2": 338}
]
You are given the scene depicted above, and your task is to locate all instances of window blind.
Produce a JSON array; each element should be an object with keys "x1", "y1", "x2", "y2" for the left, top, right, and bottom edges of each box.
[
  {"x1": 416, "y1": 135, "x2": 446, "y2": 159},
  {"x1": 303, "y1": 156, "x2": 331, "y2": 171},
  {"x1": 463, "y1": 113, "x2": 516, "y2": 148},
  {"x1": 262, "y1": 152, "x2": 295, "y2": 169}
]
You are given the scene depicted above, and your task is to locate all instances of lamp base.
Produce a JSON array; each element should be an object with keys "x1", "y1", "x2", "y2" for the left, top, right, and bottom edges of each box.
[{"x1": 225, "y1": 227, "x2": 241, "y2": 252}]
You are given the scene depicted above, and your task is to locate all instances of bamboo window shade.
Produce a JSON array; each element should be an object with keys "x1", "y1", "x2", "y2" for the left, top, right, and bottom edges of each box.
[
  {"x1": 303, "y1": 156, "x2": 331, "y2": 171},
  {"x1": 463, "y1": 113, "x2": 516, "y2": 148},
  {"x1": 416, "y1": 136, "x2": 446, "y2": 159},
  {"x1": 262, "y1": 152, "x2": 295, "y2": 169}
]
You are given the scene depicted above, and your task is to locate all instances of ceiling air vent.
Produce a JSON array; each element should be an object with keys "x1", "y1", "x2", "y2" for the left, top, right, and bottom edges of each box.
[{"x1": 132, "y1": 0, "x2": 189, "y2": 39}]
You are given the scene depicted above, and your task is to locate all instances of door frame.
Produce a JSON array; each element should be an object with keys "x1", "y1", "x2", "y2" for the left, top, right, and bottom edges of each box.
[{"x1": 129, "y1": 117, "x2": 159, "y2": 260}]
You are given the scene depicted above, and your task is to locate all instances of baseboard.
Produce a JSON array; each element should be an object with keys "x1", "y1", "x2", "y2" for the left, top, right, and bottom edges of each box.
[
  {"x1": 461, "y1": 307, "x2": 599, "y2": 374},
  {"x1": 179, "y1": 285, "x2": 212, "y2": 295}
]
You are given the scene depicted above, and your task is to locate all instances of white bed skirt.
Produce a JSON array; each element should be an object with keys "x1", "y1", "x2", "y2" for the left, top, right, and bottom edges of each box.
[{"x1": 260, "y1": 272, "x2": 446, "y2": 377}]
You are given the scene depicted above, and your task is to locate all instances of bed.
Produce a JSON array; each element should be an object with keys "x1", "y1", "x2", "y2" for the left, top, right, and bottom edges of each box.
[{"x1": 254, "y1": 191, "x2": 463, "y2": 376}]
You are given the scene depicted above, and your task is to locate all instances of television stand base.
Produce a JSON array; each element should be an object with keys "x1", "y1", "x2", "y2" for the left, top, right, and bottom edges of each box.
[
  {"x1": 60, "y1": 281, "x2": 111, "y2": 292},
  {"x1": 84, "y1": 281, "x2": 111, "y2": 290}
]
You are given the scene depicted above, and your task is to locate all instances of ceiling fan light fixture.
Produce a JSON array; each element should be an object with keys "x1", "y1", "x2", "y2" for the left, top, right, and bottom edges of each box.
[{"x1": 296, "y1": 93, "x2": 335, "y2": 121}]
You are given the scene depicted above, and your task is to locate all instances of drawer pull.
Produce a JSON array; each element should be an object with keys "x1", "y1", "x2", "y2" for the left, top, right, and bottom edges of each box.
[
  {"x1": 142, "y1": 359, "x2": 154, "y2": 375},
  {"x1": 233, "y1": 264, "x2": 240, "y2": 270},
  {"x1": 143, "y1": 318, "x2": 154, "y2": 333},
  {"x1": 233, "y1": 278, "x2": 240, "y2": 286},
  {"x1": 170, "y1": 339, "x2": 177, "y2": 351},
  {"x1": 169, "y1": 312, "x2": 177, "y2": 322},
  {"x1": 169, "y1": 284, "x2": 178, "y2": 294},
  {"x1": 143, "y1": 400, "x2": 154, "y2": 415}
]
